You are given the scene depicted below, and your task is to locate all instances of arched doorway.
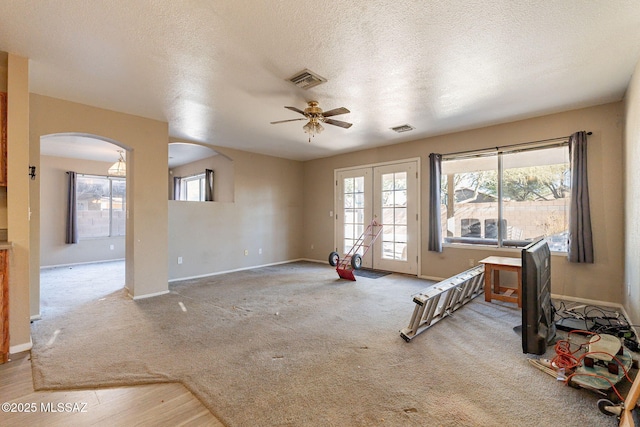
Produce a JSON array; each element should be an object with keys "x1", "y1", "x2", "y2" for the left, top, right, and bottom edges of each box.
[{"x1": 38, "y1": 133, "x2": 129, "y2": 318}]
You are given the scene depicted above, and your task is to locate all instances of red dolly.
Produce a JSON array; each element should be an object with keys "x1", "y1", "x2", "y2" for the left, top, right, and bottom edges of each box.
[{"x1": 328, "y1": 219, "x2": 383, "y2": 281}]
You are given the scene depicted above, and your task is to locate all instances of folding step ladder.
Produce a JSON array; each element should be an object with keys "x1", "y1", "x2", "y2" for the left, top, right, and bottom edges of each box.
[{"x1": 400, "y1": 265, "x2": 485, "y2": 342}]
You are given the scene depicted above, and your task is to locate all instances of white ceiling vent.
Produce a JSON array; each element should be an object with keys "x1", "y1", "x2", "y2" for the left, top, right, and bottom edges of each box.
[
  {"x1": 287, "y1": 69, "x2": 327, "y2": 90},
  {"x1": 391, "y1": 124, "x2": 415, "y2": 133}
]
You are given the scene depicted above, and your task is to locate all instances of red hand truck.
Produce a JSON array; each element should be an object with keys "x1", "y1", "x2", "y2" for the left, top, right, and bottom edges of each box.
[{"x1": 328, "y1": 219, "x2": 383, "y2": 281}]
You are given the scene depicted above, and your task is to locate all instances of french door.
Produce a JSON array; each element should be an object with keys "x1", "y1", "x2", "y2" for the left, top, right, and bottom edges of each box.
[
  {"x1": 336, "y1": 168, "x2": 374, "y2": 269},
  {"x1": 335, "y1": 160, "x2": 419, "y2": 275}
]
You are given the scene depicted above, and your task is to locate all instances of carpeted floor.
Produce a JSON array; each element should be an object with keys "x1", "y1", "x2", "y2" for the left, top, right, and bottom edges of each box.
[{"x1": 32, "y1": 261, "x2": 622, "y2": 426}]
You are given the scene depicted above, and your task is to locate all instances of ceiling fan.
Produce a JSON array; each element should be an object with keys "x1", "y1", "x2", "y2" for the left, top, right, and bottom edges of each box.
[{"x1": 270, "y1": 101, "x2": 352, "y2": 142}]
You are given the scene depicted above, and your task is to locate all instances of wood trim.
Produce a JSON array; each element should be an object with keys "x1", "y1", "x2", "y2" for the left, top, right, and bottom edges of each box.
[
  {"x1": 0, "y1": 250, "x2": 8, "y2": 364},
  {"x1": 0, "y1": 92, "x2": 5, "y2": 186},
  {"x1": 619, "y1": 370, "x2": 640, "y2": 427}
]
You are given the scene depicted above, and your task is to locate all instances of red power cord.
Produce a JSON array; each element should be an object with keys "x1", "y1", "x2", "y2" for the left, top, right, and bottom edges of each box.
[
  {"x1": 551, "y1": 330, "x2": 633, "y2": 401},
  {"x1": 551, "y1": 330, "x2": 598, "y2": 370}
]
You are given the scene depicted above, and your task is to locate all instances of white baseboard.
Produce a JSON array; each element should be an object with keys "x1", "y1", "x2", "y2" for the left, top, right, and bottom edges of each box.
[
  {"x1": 10, "y1": 338, "x2": 33, "y2": 355},
  {"x1": 419, "y1": 274, "x2": 446, "y2": 282},
  {"x1": 168, "y1": 258, "x2": 309, "y2": 283},
  {"x1": 40, "y1": 258, "x2": 125, "y2": 270},
  {"x1": 551, "y1": 293, "x2": 623, "y2": 310},
  {"x1": 130, "y1": 289, "x2": 170, "y2": 300},
  {"x1": 552, "y1": 293, "x2": 638, "y2": 340},
  {"x1": 300, "y1": 258, "x2": 326, "y2": 264},
  {"x1": 30, "y1": 314, "x2": 41, "y2": 321}
]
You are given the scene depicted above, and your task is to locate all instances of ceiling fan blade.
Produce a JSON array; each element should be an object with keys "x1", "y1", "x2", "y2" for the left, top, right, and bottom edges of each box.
[
  {"x1": 323, "y1": 118, "x2": 353, "y2": 129},
  {"x1": 270, "y1": 118, "x2": 307, "y2": 124},
  {"x1": 284, "y1": 106, "x2": 307, "y2": 116},
  {"x1": 322, "y1": 107, "x2": 350, "y2": 117}
]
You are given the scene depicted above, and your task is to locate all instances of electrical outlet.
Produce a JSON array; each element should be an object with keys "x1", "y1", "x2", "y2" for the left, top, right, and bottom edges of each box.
[
  {"x1": 177, "y1": 257, "x2": 183, "y2": 264},
  {"x1": 110, "y1": 244, "x2": 114, "y2": 250},
  {"x1": 244, "y1": 250, "x2": 249, "y2": 256},
  {"x1": 259, "y1": 248, "x2": 262, "y2": 255},
  {"x1": 311, "y1": 244, "x2": 314, "y2": 250}
]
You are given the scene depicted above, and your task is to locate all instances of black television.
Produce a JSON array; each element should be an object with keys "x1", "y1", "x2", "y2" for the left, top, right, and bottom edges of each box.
[{"x1": 520, "y1": 239, "x2": 556, "y2": 355}]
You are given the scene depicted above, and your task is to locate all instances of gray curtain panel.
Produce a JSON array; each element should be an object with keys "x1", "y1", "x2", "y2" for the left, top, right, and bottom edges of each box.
[
  {"x1": 428, "y1": 153, "x2": 443, "y2": 252},
  {"x1": 173, "y1": 176, "x2": 182, "y2": 200},
  {"x1": 568, "y1": 131, "x2": 594, "y2": 263},
  {"x1": 65, "y1": 171, "x2": 78, "y2": 244},
  {"x1": 205, "y1": 169, "x2": 214, "y2": 202}
]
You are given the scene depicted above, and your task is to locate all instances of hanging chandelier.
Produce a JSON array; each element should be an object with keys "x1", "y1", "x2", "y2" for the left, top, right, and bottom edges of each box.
[{"x1": 108, "y1": 150, "x2": 126, "y2": 176}]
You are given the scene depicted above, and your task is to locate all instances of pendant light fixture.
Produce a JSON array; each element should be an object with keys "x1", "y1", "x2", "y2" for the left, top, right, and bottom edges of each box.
[{"x1": 108, "y1": 150, "x2": 126, "y2": 176}]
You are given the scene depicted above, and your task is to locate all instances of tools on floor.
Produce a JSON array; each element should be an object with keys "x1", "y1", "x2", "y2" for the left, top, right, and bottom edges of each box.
[
  {"x1": 328, "y1": 219, "x2": 383, "y2": 281},
  {"x1": 528, "y1": 330, "x2": 639, "y2": 424},
  {"x1": 400, "y1": 265, "x2": 485, "y2": 342}
]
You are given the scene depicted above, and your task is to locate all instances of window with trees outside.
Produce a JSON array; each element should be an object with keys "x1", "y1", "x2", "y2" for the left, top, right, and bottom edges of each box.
[
  {"x1": 441, "y1": 144, "x2": 570, "y2": 251},
  {"x1": 76, "y1": 174, "x2": 126, "y2": 238}
]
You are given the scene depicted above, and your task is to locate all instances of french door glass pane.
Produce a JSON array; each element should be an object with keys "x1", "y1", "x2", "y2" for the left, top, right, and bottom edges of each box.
[
  {"x1": 380, "y1": 172, "x2": 408, "y2": 260},
  {"x1": 343, "y1": 176, "x2": 365, "y2": 255}
]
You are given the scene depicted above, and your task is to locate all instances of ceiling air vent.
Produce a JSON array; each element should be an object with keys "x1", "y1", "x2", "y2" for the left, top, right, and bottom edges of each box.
[
  {"x1": 287, "y1": 69, "x2": 327, "y2": 90},
  {"x1": 391, "y1": 124, "x2": 415, "y2": 133}
]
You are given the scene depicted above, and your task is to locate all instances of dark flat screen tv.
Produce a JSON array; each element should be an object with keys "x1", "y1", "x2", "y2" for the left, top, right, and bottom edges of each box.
[{"x1": 520, "y1": 239, "x2": 556, "y2": 355}]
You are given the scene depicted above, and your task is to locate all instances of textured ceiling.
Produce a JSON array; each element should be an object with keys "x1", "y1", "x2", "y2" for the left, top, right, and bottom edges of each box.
[{"x1": 2, "y1": 1, "x2": 640, "y2": 161}]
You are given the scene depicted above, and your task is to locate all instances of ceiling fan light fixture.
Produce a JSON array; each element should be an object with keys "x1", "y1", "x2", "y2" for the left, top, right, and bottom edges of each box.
[
  {"x1": 271, "y1": 101, "x2": 351, "y2": 142},
  {"x1": 108, "y1": 150, "x2": 126, "y2": 176},
  {"x1": 303, "y1": 120, "x2": 323, "y2": 135}
]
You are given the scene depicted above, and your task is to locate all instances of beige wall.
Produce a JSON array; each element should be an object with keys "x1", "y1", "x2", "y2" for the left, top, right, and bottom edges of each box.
[
  {"x1": 29, "y1": 94, "x2": 169, "y2": 306},
  {"x1": 7, "y1": 54, "x2": 31, "y2": 351},
  {"x1": 303, "y1": 103, "x2": 624, "y2": 304},
  {"x1": 168, "y1": 146, "x2": 304, "y2": 280},
  {"x1": 39, "y1": 155, "x2": 126, "y2": 268},
  {"x1": 624, "y1": 59, "x2": 640, "y2": 326}
]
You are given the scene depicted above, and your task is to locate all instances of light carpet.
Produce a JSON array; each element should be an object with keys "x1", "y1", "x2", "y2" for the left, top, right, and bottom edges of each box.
[{"x1": 31, "y1": 261, "x2": 621, "y2": 426}]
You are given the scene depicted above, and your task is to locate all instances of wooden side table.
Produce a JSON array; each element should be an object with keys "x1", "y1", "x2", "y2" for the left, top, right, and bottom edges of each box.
[{"x1": 479, "y1": 256, "x2": 522, "y2": 307}]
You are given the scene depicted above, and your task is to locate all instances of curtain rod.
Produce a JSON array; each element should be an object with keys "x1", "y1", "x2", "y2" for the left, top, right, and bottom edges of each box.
[{"x1": 441, "y1": 131, "x2": 592, "y2": 158}]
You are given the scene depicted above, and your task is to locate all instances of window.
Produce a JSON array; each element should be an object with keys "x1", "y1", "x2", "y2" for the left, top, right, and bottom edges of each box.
[
  {"x1": 76, "y1": 174, "x2": 126, "y2": 238},
  {"x1": 441, "y1": 145, "x2": 570, "y2": 251},
  {"x1": 178, "y1": 173, "x2": 206, "y2": 202}
]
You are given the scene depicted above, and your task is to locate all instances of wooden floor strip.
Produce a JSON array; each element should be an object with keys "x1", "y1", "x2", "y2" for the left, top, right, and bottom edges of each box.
[{"x1": 0, "y1": 351, "x2": 224, "y2": 427}]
